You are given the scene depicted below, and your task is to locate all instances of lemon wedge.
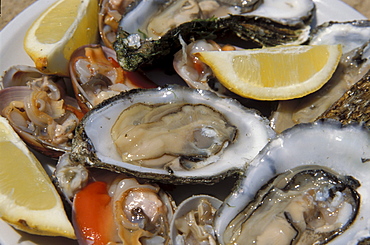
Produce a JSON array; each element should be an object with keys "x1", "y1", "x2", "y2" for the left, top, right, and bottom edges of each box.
[
  {"x1": 24, "y1": 0, "x2": 99, "y2": 76},
  {"x1": 195, "y1": 45, "x2": 342, "y2": 101},
  {"x1": 0, "y1": 116, "x2": 75, "y2": 239}
]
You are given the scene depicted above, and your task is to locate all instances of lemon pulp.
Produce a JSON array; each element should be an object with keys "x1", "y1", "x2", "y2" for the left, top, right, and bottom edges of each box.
[{"x1": 0, "y1": 142, "x2": 56, "y2": 209}]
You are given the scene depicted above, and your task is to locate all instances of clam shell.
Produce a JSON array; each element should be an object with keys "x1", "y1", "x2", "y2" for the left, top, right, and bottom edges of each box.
[{"x1": 170, "y1": 194, "x2": 222, "y2": 245}]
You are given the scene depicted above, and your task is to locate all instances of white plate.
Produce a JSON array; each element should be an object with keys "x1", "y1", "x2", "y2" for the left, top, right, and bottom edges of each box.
[{"x1": 0, "y1": 0, "x2": 366, "y2": 244}]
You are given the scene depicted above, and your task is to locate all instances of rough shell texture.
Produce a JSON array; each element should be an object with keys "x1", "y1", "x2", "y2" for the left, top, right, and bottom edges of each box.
[
  {"x1": 214, "y1": 120, "x2": 370, "y2": 244},
  {"x1": 319, "y1": 70, "x2": 370, "y2": 128},
  {"x1": 114, "y1": 14, "x2": 311, "y2": 71},
  {"x1": 71, "y1": 85, "x2": 276, "y2": 184}
]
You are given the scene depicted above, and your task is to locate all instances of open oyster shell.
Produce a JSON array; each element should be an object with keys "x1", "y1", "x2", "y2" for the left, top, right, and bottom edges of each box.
[
  {"x1": 70, "y1": 85, "x2": 275, "y2": 184},
  {"x1": 270, "y1": 20, "x2": 370, "y2": 133},
  {"x1": 113, "y1": 0, "x2": 313, "y2": 71},
  {"x1": 215, "y1": 120, "x2": 370, "y2": 244}
]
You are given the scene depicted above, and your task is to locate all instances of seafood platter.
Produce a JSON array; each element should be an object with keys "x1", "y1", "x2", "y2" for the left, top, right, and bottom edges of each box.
[{"x1": 0, "y1": 0, "x2": 370, "y2": 244}]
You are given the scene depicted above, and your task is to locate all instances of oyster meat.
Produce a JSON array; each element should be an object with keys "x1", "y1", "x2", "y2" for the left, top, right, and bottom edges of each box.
[
  {"x1": 114, "y1": 0, "x2": 313, "y2": 71},
  {"x1": 215, "y1": 120, "x2": 370, "y2": 244},
  {"x1": 70, "y1": 85, "x2": 275, "y2": 184}
]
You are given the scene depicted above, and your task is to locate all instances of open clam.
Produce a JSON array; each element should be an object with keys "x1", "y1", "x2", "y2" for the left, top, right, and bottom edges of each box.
[
  {"x1": 69, "y1": 85, "x2": 275, "y2": 184},
  {"x1": 69, "y1": 44, "x2": 157, "y2": 113},
  {"x1": 0, "y1": 66, "x2": 83, "y2": 158},
  {"x1": 54, "y1": 154, "x2": 176, "y2": 244},
  {"x1": 170, "y1": 194, "x2": 222, "y2": 244}
]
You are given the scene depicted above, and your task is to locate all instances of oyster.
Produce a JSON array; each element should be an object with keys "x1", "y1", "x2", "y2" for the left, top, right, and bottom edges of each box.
[
  {"x1": 114, "y1": 0, "x2": 313, "y2": 71},
  {"x1": 70, "y1": 85, "x2": 275, "y2": 184},
  {"x1": 319, "y1": 70, "x2": 370, "y2": 128},
  {"x1": 270, "y1": 20, "x2": 370, "y2": 132},
  {"x1": 69, "y1": 44, "x2": 157, "y2": 113},
  {"x1": 215, "y1": 120, "x2": 370, "y2": 244}
]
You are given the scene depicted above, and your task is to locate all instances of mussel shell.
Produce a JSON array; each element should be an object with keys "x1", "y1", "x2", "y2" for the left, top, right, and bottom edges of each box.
[{"x1": 70, "y1": 85, "x2": 275, "y2": 184}]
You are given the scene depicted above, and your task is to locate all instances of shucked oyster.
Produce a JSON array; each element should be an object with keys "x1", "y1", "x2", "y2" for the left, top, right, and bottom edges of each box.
[
  {"x1": 71, "y1": 85, "x2": 275, "y2": 184},
  {"x1": 114, "y1": 0, "x2": 313, "y2": 70},
  {"x1": 215, "y1": 120, "x2": 370, "y2": 244}
]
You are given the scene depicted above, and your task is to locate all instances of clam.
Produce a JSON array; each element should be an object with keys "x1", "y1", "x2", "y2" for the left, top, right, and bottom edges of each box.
[
  {"x1": 170, "y1": 195, "x2": 222, "y2": 245},
  {"x1": 69, "y1": 44, "x2": 157, "y2": 113},
  {"x1": 98, "y1": 0, "x2": 135, "y2": 49},
  {"x1": 69, "y1": 85, "x2": 275, "y2": 184},
  {"x1": 215, "y1": 120, "x2": 370, "y2": 244},
  {"x1": 55, "y1": 154, "x2": 176, "y2": 244},
  {"x1": 113, "y1": 0, "x2": 314, "y2": 71},
  {"x1": 0, "y1": 66, "x2": 83, "y2": 158},
  {"x1": 173, "y1": 38, "x2": 239, "y2": 92}
]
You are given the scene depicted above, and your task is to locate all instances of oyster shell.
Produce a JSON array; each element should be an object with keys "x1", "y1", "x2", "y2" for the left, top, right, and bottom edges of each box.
[
  {"x1": 70, "y1": 85, "x2": 275, "y2": 184},
  {"x1": 215, "y1": 120, "x2": 370, "y2": 244},
  {"x1": 113, "y1": 0, "x2": 313, "y2": 71},
  {"x1": 270, "y1": 20, "x2": 370, "y2": 133},
  {"x1": 319, "y1": 70, "x2": 370, "y2": 128}
]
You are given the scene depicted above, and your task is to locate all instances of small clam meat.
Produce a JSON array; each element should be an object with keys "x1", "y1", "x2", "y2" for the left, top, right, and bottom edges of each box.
[
  {"x1": 69, "y1": 44, "x2": 157, "y2": 112},
  {"x1": 0, "y1": 66, "x2": 83, "y2": 157},
  {"x1": 170, "y1": 195, "x2": 222, "y2": 245}
]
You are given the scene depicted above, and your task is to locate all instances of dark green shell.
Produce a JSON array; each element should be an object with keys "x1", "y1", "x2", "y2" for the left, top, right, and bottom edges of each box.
[{"x1": 113, "y1": 15, "x2": 312, "y2": 71}]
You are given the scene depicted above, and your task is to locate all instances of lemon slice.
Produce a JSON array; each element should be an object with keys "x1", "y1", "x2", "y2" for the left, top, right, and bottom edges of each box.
[
  {"x1": 0, "y1": 116, "x2": 75, "y2": 239},
  {"x1": 196, "y1": 45, "x2": 342, "y2": 100},
  {"x1": 24, "y1": 0, "x2": 99, "y2": 76}
]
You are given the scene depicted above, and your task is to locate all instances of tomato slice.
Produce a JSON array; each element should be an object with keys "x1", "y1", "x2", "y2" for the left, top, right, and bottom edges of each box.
[{"x1": 73, "y1": 181, "x2": 114, "y2": 245}]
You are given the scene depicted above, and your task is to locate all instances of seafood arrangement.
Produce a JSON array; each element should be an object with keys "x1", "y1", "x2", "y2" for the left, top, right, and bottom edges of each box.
[{"x1": 1, "y1": 0, "x2": 370, "y2": 244}]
